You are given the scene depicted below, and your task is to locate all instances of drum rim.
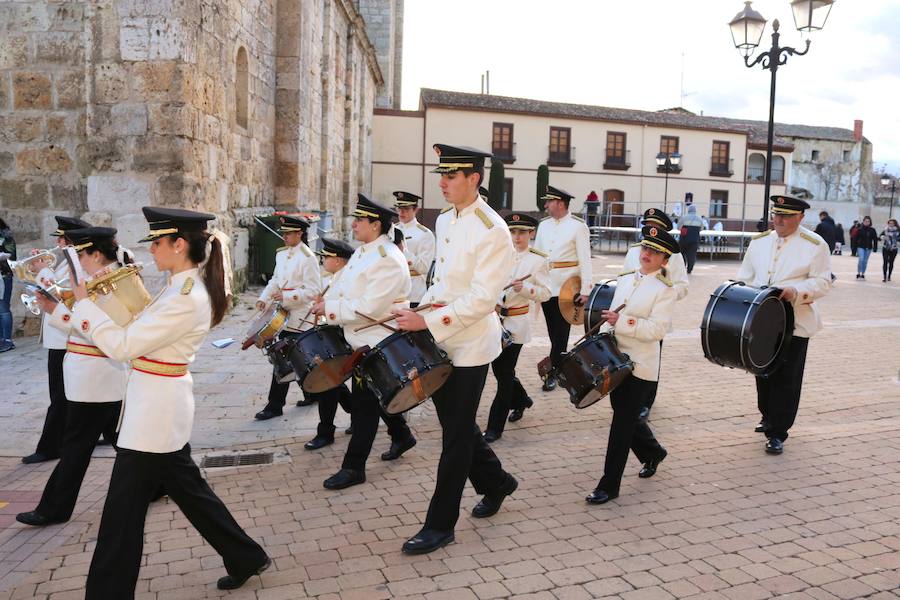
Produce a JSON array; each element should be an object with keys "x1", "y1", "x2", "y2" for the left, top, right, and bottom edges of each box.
[
  {"x1": 701, "y1": 280, "x2": 741, "y2": 360},
  {"x1": 741, "y1": 291, "x2": 790, "y2": 371},
  {"x1": 584, "y1": 279, "x2": 616, "y2": 335}
]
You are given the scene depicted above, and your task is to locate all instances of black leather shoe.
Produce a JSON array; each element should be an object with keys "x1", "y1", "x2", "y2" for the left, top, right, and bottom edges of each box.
[
  {"x1": 638, "y1": 449, "x2": 667, "y2": 478},
  {"x1": 754, "y1": 420, "x2": 770, "y2": 433},
  {"x1": 323, "y1": 468, "x2": 365, "y2": 490},
  {"x1": 15, "y1": 511, "x2": 65, "y2": 527},
  {"x1": 472, "y1": 476, "x2": 518, "y2": 518},
  {"x1": 381, "y1": 437, "x2": 416, "y2": 461},
  {"x1": 483, "y1": 430, "x2": 501, "y2": 443},
  {"x1": 216, "y1": 556, "x2": 272, "y2": 590},
  {"x1": 304, "y1": 435, "x2": 334, "y2": 451},
  {"x1": 638, "y1": 406, "x2": 651, "y2": 422},
  {"x1": 541, "y1": 373, "x2": 557, "y2": 392},
  {"x1": 21, "y1": 452, "x2": 57, "y2": 464},
  {"x1": 508, "y1": 408, "x2": 525, "y2": 422},
  {"x1": 254, "y1": 407, "x2": 283, "y2": 420},
  {"x1": 401, "y1": 529, "x2": 455, "y2": 555},
  {"x1": 585, "y1": 489, "x2": 618, "y2": 504},
  {"x1": 765, "y1": 437, "x2": 784, "y2": 455},
  {"x1": 296, "y1": 396, "x2": 317, "y2": 407}
]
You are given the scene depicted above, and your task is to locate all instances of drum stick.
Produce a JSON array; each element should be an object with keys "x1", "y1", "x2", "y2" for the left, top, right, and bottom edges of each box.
[
  {"x1": 354, "y1": 310, "x2": 399, "y2": 333},
  {"x1": 353, "y1": 303, "x2": 432, "y2": 332},
  {"x1": 300, "y1": 284, "x2": 330, "y2": 324},
  {"x1": 574, "y1": 302, "x2": 626, "y2": 346},
  {"x1": 502, "y1": 274, "x2": 532, "y2": 291}
]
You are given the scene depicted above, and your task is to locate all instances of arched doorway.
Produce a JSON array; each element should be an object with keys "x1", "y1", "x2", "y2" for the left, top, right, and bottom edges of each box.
[{"x1": 603, "y1": 189, "x2": 625, "y2": 226}]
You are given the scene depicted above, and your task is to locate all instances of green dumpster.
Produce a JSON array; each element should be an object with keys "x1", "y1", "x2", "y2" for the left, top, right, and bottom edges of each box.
[{"x1": 253, "y1": 215, "x2": 285, "y2": 284}]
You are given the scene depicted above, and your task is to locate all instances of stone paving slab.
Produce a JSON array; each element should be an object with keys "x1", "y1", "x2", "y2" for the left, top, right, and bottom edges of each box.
[{"x1": 0, "y1": 254, "x2": 898, "y2": 599}]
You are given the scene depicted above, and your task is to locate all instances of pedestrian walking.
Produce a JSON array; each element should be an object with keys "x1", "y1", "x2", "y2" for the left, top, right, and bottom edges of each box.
[
  {"x1": 880, "y1": 218, "x2": 899, "y2": 282},
  {"x1": 855, "y1": 216, "x2": 878, "y2": 279}
]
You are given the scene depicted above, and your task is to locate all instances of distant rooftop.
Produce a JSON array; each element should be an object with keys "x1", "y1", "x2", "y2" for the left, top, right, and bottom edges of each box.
[{"x1": 419, "y1": 88, "x2": 869, "y2": 150}]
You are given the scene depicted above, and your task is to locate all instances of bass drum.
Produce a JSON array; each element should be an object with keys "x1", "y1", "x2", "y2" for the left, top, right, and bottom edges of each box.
[
  {"x1": 583, "y1": 279, "x2": 617, "y2": 335},
  {"x1": 557, "y1": 333, "x2": 633, "y2": 409},
  {"x1": 358, "y1": 330, "x2": 453, "y2": 415},
  {"x1": 700, "y1": 281, "x2": 794, "y2": 376}
]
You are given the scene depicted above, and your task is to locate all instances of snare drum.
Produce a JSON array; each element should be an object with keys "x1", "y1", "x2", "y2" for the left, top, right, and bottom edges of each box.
[
  {"x1": 556, "y1": 333, "x2": 634, "y2": 409},
  {"x1": 358, "y1": 330, "x2": 453, "y2": 415},
  {"x1": 265, "y1": 338, "x2": 297, "y2": 383},
  {"x1": 286, "y1": 325, "x2": 355, "y2": 393},
  {"x1": 242, "y1": 303, "x2": 288, "y2": 350},
  {"x1": 700, "y1": 281, "x2": 794, "y2": 376},
  {"x1": 583, "y1": 279, "x2": 617, "y2": 335}
]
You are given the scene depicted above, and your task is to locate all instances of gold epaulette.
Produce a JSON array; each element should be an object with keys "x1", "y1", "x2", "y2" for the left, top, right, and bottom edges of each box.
[
  {"x1": 656, "y1": 274, "x2": 673, "y2": 287},
  {"x1": 751, "y1": 230, "x2": 771, "y2": 240},
  {"x1": 301, "y1": 244, "x2": 313, "y2": 257},
  {"x1": 440, "y1": 206, "x2": 453, "y2": 214},
  {"x1": 570, "y1": 214, "x2": 585, "y2": 223},
  {"x1": 474, "y1": 208, "x2": 494, "y2": 229},
  {"x1": 378, "y1": 245, "x2": 387, "y2": 257},
  {"x1": 180, "y1": 277, "x2": 194, "y2": 295},
  {"x1": 800, "y1": 231, "x2": 821, "y2": 245},
  {"x1": 618, "y1": 269, "x2": 636, "y2": 277},
  {"x1": 416, "y1": 223, "x2": 431, "y2": 233},
  {"x1": 528, "y1": 247, "x2": 548, "y2": 257},
  {"x1": 276, "y1": 246, "x2": 288, "y2": 253}
]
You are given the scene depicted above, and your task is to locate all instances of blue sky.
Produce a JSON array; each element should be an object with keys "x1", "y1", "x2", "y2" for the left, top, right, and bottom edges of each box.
[{"x1": 401, "y1": 0, "x2": 900, "y2": 175}]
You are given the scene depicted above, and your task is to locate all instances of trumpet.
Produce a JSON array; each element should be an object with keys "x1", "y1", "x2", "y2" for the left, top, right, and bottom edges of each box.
[{"x1": 7, "y1": 247, "x2": 70, "y2": 315}]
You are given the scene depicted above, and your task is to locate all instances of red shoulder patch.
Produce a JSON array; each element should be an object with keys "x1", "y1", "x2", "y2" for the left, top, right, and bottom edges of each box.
[{"x1": 441, "y1": 315, "x2": 452, "y2": 326}]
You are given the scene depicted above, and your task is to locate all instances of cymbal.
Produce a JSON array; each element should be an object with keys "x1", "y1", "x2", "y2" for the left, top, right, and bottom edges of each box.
[{"x1": 558, "y1": 276, "x2": 584, "y2": 325}]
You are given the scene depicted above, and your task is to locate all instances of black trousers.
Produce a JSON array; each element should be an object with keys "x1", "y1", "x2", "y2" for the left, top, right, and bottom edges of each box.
[
  {"x1": 596, "y1": 375, "x2": 665, "y2": 496},
  {"x1": 85, "y1": 444, "x2": 267, "y2": 600},
  {"x1": 341, "y1": 378, "x2": 413, "y2": 472},
  {"x1": 35, "y1": 348, "x2": 68, "y2": 458},
  {"x1": 425, "y1": 364, "x2": 512, "y2": 532},
  {"x1": 265, "y1": 331, "x2": 307, "y2": 410},
  {"x1": 883, "y1": 249, "x2": 897, "y2": 279},
  {"x1": 541, "y1": 297, "x2": 571, "y2": 369},
  {"x1": 487, "y1": 343, "x2": 524, "y2": 434},
  {"x1": 315, "y1": 384, "x2": 352, "y2": 439},
  {"x1": 36, "y1": 400, "x2": 120, "y2": 521},
  {"x1": 755, "y1": 336, "x2": 809, "y2": 441},
  {"x1": 682, "y1": 241, "x2": 699, "y2": 273}
]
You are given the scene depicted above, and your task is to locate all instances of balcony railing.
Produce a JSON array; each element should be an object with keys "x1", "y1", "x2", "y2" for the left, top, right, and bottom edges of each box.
[
  {"x1": 548, "y1": 145, "x2": 576, "y2": 167},
  {"x1": 747, "y1": 165, "x2": 785, "y2": 183},
  {"x1": 603, "y1": 149, "x2": 631, "y2": 171},
  {"x1": 709, "y1": 157, "x2": 734, "y2": 177},
  {"x1": 492, "y1": 142, "x2": 516, "y2": 164}
]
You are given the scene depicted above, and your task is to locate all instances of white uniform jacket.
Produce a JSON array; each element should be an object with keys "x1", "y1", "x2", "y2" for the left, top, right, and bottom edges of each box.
[
  {"x1": 623, "y1": 244, "x2": 689, "y2": 301},
  {"x1": 534, "y1": 213, "x2": 593, "y2": 296},
  {"x1": 736, "y1": 227, "x2": 832, "y2": 338},
  {"x1": 396, "y1": 219, "x2": 436, "y2": 304},
  {"x1": 600, "y1": 270, "x2": 676, "y2": 382},
  {"x1": 323, "y1": 235, "x2": 411, "y2": 351},
  {"x1": 498, "y1": 247, "x2": 551, "y2": 345},
  {"x1": 47, "y1": 279, "x2": 129, "y2": 404},
  {"x1": 72, "y1": 268, "x2": 211, "y2": 453},
  {"x1": 421, "y1": 197, "x2": 514, "y2": 367},
  {"x1": 37, "y1": 263, "x2": 69, "y2": 350},
  {"x1": 259, "y1": 243, "x2": 321, "y2": 331}
]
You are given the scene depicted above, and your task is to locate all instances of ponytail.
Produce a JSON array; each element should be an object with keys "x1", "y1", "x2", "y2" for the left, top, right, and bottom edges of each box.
[{"x1": 201, "y1": 235, "x2": 228, "y2": 327}]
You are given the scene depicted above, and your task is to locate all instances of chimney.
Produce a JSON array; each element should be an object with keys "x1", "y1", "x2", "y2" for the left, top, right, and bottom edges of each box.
[{"x1": 853, "y1": 119, "x2": 863, "y2": 142}]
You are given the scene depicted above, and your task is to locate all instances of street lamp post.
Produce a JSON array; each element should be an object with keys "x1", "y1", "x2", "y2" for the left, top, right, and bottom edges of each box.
[
  {"x1": 729, "y1": 0, "x2": 834, "y2": 226},
  {"x1": 655, "y1": 152, "x2": 681, "y2": 214},
  {"x1": 882, "y1": 175, "x2": 897, "y2": 220}
]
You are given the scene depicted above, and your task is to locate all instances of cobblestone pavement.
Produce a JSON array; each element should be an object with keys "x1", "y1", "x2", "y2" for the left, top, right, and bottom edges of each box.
[{"x1": 0, "y1": 253, "x2": 898, "y2": 599}]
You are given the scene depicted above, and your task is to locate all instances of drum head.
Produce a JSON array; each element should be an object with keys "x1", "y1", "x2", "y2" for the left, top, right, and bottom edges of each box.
[
  {"x1": 745, "y1": 296, "x2": 789, "y2": 370},
  {"x1": 383, "y1": 363, "x2": 452, "y2": 415},
  {"x1": 301, "y1": 356, "x2": 353, "y2": 393}
]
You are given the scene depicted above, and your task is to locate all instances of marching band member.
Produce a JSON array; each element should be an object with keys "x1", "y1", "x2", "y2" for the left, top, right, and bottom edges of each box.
[
  {"x1": 483, "y1": 213, "x2": 550, "y2": 442},
  {"x1": 587, "y1": 225, "x2": 677, "y2": 505},
  {"x1": 72, "y1": 207, "x2": 269, "y2": 598},
  {"x1": 621, "y1": 208, "x2": 689, "y2": 421},
  {"x1": 394, "y1": 144, "x2": 518, "y2": 555},
  {"x1": 534, "y1": 186, "x2": 592, "y2": 391},
  {"x1": 254, "y1": 215, "x2": 322, "y2": 420},
  {"x1": 311, "y1": 195, "x2": 417, "y2": 489},
  {"x1": 736, "y1": 195, "x2": 832, "y2": 455},
  {"x1": 303, "y1": 237, "x2": 354, "y2": 450},
  {"x1": 393, "y1": 191, "x2": 435, "y2": 307},
  {"x1": 16, "y1": 227, "x2": 130, "y2": 527},
  {"x1": 22, "y1": 216, "x2": 92, "y2": 465}
]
